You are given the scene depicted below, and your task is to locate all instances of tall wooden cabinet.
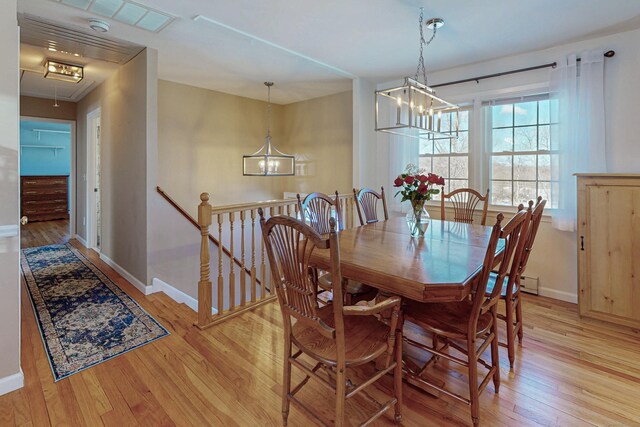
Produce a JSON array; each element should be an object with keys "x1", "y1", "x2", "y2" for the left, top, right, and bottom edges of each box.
[{"x1": 577, "y1": 174, "x2": 640, "y2": 328}]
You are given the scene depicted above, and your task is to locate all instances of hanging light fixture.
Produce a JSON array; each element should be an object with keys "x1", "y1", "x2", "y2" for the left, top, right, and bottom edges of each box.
[
  {"x1": 375, "y1": 8, "x2": 459, "y2": 140},
  {"x1": 243, "y1": 82, "x2": 295, "y2": 176}
]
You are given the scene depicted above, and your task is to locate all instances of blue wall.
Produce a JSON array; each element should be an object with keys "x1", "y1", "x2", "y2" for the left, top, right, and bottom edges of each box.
[{"x1": 20, "y1": 120, "x2": 72, "y2": 208}]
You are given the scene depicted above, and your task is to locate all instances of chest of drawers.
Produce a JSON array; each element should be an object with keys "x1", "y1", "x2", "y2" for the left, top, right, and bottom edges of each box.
[{"x1": 21, "y1": 175, "x2": 69, "y2": 222}]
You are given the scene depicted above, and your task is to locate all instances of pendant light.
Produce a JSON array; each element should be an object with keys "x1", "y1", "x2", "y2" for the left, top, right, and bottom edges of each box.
[
  {"x1": 243, "y1": 82, "x2": 295, "y2": 176},
  {"x1": 375, "y1": 8, "x2": 459, "y2": 140}
]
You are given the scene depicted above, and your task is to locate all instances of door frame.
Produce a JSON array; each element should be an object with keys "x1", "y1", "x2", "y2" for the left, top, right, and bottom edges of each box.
[
  {"x1": 19, "y1": 115, "x2": 77, "y2": 238},
  {"x1": 86, "y1": 107, "x2": 101, "y2": 251}
]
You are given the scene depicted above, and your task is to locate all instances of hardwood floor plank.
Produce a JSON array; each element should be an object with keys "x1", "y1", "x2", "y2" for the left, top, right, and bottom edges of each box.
[{"x1": 6, "y1": 237, "x2": 640, "y2": 426}]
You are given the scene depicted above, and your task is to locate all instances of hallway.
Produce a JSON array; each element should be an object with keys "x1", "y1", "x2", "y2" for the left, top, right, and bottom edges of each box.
[{"x1": 21, "y1": 219, "x2": 70, "y2": 249}]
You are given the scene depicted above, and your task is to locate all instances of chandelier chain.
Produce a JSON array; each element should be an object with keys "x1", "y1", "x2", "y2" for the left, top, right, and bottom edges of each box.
[
  {"x1": 265, "y1": 82, "x2": 273, "y2": 138},
  {"x1": 414, "y1": 7, "x2": 437, "y2": 85}
]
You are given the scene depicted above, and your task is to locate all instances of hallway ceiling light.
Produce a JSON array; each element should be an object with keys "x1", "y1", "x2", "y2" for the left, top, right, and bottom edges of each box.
[
  {"x1": 375, "y1": 8, "x2": 459, "y2": 140},
  {"x1": 44, "y1": 59, "x2": 84, "y2": 83},
  {"x1": 243, "y1": 82, "x2": 295, "y2": 177}
]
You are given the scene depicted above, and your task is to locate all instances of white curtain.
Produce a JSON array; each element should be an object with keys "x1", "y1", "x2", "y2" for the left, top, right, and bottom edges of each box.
[
  {"x1": 549, "y1": 50, "x2": 607, "y2": 231},
  {"x1": 388, "y1": 134, "x2": 419, "y2": 213}
]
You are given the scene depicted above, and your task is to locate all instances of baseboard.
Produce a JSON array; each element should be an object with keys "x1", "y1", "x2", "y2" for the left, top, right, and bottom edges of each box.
[
  {"x1": 99, "y1": 253, "x2": 152, "y2": 295},
  {"x1": 149, "y1": 278, "x2": 218, "y2": 314},
  {"x1": 0, "y1": 369, "x2": 23, "y2": 396},
  {"x1": 74, "y1": 234, "x2": 88, "y2": 247},
  {"x1": 538, "y1": 287, "x2": 578, "y2": 304}
]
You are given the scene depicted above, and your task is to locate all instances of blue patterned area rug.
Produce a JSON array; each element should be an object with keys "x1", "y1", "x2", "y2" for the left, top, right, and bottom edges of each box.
[{"x1": 21, "y1": 243, "x2": 169, "y2": 381}]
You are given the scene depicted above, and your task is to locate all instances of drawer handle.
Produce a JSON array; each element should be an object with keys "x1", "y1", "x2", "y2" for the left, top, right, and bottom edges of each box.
[{"x1": 580, "y1": 236, "x2": 584, "y2": 251}]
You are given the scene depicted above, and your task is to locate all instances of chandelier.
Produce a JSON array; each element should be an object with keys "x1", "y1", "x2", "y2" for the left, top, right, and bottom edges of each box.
[
  {"x1": 243, "y1": 82, "x2": 295, "y2": 176},
  {"x1": 375, "y1": 8, "x2": 459, "y2": 140}
]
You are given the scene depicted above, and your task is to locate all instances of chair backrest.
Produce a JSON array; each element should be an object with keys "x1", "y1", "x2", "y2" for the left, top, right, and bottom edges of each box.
[
  {"x1": 517, "y1": 197, "x2": 547, "y2": 279},
  {"x1": 297, "y1": 191, "x2": 343, "y2": 234},
  {"x1": 353, "y1": 186, "x2": 389, "y2": 226},
  {"x1": 259, "y1": 210, "x2": 345, "y2": 342},
  {"x1": 469, "y1": 208, "x2": 530, "y2": 333},
  {"x1": 441, "y1": 187, "x2": 490, "y2": 225}
]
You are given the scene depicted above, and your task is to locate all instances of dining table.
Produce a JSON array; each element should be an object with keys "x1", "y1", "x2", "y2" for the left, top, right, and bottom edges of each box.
[{"x1": 309, "y1": 216, "x2": 505, "y2": 304}]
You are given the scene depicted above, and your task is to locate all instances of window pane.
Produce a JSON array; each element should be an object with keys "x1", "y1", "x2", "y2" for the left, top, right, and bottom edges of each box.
[
  {"x1": 449, "y1": 179, "x2": 468, "y2": 193},
  {"x1": 514, "y1": 101, "x2": 537, "y2": 126},
  {"x1": 418, "y1": 156, "x2": 432, "y2": 172},
  {"x1": 492, "y1": 128, "x2": 513, "y2": 152},
  {"x1": 458, "y1": 111, "x2": 469, "y2": 131},
  {"x1": 433, "y1": 138, "x2": 450, "y2": 154},
  {"x1": 491, "y1": 181, "x2": 512, "y2": 205},
  {"x1": 432, "y1": 156, "x2": 449, "y2": 177},
  {"x1": 450, "y1": 156, "x2": 468, "y2": 179},
  {"x1": 539, "y1": 181, "x2": 559, "y2": 209},
  {"x1": 539, "y1": 100, "x2": 550, "y2": 124},
  {"x1": 550, "y1": 153, "x2": 560, "y2": 180},
  {"x1": 441, "y1": 113, "x2": 451, "y2": 133},
  {"x1": 493, "y1": 104, "x2": 513, "y2": 128},
  {"x1": 538, "y1": 154, "x2": 551, "y2": 181},
  {"x1": 451, "y1": 132, "x2": 468, "y2": 153},
  {"x1": 539, "y1": 125, "x2": 550, "y2": 150},
  {"x1": 514, "y1": 181, "x2": 537, "y2": 206},
  {"x1": 419, "y1": 139, "x2": 432, "y2": 154},
  {"x1": 514, "y1": 126, "x2": 537, "y2": 151},
  {"x1": 514, "y1": 155, "x2": 536, "y2": 181},
  {"x1": 491, "y1": 155, "x2": 512, "y2": 180}
]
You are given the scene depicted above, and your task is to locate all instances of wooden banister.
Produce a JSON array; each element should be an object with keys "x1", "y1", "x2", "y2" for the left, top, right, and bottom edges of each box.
[{"x1": 156, "y1": 186, "x2": 260, "y2": 286}]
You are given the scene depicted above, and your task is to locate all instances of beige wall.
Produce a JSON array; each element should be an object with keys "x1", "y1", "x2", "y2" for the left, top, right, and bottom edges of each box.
[
  {"x1": 157, "y1": 80, "x2": 286, "y2": 211},
  {"x1": 77, "y1": 49, "x2": 157, "y2": 284},
  {"x1": 0, "y1": 0, "x2": 22, "y2": 391},
  {"x1": 281, "y1": 91, "x2": 353, "y2": 195},
  {"x1": 20, "y1": 96, "x2": 76, "y2": 121}
]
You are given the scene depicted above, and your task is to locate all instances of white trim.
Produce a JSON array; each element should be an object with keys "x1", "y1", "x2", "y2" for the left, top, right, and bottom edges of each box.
[
  {"x1": 74, "y1": 234, "x2": 88, "y2": 247},
  {"x1": 538, "y1": 287, "x2": 577, "y2": 304},
  {"x1": 0, "y1": 369, "x2": 24, "y2": 396},
  {"x1": 99, "y1": 253, "x2": 152, "y2": 295},
  {"x1": 149, "y1": 278, "x2": 218, "y2": 314},
  {"x1": 86, "y1": 108, "x2": 101, "y2": 250}
]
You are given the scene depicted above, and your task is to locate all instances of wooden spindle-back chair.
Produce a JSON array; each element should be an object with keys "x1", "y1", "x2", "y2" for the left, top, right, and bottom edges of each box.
[
  {"x1": 353, "y1": 187, "x2": 389, "y2": 226},
  {"x1": 297, "y1": 192, "x2": 375, "y2": 304},
  {"x1": 441, "y1": 187, "x2": 490, "y2": 225},
  {"x1": 259, "y1": 211, "x2": 403, "y2": 426},
  {"x1": 402, "y1": 209, "x2": 530, "y2": 427},
  {"x1": 488, "y1": 196, "x2": 546, "y2": 367}
]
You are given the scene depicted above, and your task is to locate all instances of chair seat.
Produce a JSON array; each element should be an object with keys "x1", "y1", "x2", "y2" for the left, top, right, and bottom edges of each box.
[
  {"x1": 317, "y1": 272, "x2": 373, "y2": 295},
  {"x1": 403, "y1": 300, "x2": 493, "y2": 340},
  {"x1": 291, "y1": 305, "x2": 389, "y2": 366},
  {"x1": 485, "y1": 272, "x2": 517, "y2": 299}
]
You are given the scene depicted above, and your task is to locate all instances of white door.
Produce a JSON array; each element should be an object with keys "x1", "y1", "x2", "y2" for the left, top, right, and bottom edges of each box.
[{"x1": 87, "y1": 109, "x2": 101, "y2": 250}]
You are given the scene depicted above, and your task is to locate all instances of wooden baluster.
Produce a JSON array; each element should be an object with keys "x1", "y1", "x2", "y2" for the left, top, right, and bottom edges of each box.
[
  {"x1": 261, "y1": 225, "x2": 267, "y2": 298},
  {"x1": 228, "y1": 212, "x2": 235, "y2": 311},
  {"x1": 240, "y1": 210, "x2": 246, "y2": 307},
  {"x1": 217, "y1": 213, "x2": 224, "y2": 316},
  {"x1": 197, "y1": 193, "x2": 213, "y2": 327},
  {"x1": 250, "y1": 209, "x2": 257, "y2": 303}
]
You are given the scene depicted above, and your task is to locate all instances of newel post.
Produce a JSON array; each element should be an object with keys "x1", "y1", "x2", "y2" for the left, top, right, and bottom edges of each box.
[{"x1": 197, "y1": 192, "x2": 213, "y2": 327}]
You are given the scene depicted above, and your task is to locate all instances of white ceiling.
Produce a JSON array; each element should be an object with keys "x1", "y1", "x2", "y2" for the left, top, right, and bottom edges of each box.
[{"x1": 17, "y1": 0, "x2": 640, "y2": 104}]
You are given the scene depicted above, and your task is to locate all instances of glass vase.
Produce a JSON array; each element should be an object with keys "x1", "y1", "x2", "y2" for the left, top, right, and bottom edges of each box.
[{"x1": 406, "y1": 199, "x2": 430, "y2": 237}]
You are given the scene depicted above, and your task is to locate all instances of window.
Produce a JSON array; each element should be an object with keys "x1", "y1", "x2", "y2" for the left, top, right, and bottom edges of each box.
[
  {"x1": 418, "y1": 109, "x2": 470, "y2": 200},
  {"x1": 486, "y1": 96, "x2": 557, "y2": 208}
]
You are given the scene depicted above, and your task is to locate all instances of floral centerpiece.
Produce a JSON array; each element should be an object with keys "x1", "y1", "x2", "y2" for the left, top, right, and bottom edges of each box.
[{"x1": 393, "y1": 164, "x2": 445, "y2": 237}]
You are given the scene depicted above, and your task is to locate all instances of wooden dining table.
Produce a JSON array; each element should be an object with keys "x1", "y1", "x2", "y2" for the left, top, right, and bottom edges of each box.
[{"x1": 309, "y1": 216, "x2": 505, "y2": 303}]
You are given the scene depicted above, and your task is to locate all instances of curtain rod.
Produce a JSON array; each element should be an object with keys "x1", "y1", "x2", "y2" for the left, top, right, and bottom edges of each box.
[{"x1": 431, "y1": 50, "x2": 615, "y2": 89}]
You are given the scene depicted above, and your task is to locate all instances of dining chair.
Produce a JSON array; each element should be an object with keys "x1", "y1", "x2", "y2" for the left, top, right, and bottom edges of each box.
[
  {"x1": 297, "y1": 192, "x2": 376, "y2": 305},
  {"x1": 259, "y1": 211, "x2": 403, "y2": 426},
  {"x1": 487, "y1": 196, "x2": 546, "y2": 368},
  {"x1": 402, "y1": 209, "x2": 530, "y2": 427},
  {"x1": 353, "y1": 186, "x2": 389, "y2": 226},
  {"x1": 441, "y1": 187, "x2": 490, "y2": 225}
]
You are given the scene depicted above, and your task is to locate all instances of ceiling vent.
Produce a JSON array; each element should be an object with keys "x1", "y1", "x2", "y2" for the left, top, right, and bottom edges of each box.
[
  {"x1": 19, "y1": 14, "x2": 144, "y2": 65},
  {"x1": 48, "y1": 0, "x2": 176, "y2": 33}
]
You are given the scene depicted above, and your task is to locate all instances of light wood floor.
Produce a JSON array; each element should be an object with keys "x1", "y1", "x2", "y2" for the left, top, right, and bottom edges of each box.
[
  {"x1": 2, "y1": 239, "x2": 640, "y2": 426},
  {"x1": 21, "y1": 219, "x2": 70, "y2": 249}
]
